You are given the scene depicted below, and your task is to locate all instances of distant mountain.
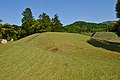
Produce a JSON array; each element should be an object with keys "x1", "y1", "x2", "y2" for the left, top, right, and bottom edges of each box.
[
  {"x1": 64, "y1": 21, "x2": 108, "y2": 33},
  {"x1": 101, "y1": 21, "x2": 116, "y2": 25}
]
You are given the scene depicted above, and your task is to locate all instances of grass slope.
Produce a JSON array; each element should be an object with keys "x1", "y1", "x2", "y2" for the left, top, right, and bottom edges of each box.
[{"x1": 0, "y1": 32, "x2": 120, "y2": 80}]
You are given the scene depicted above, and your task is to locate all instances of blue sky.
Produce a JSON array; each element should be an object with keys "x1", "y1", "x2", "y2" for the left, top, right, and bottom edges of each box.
[{"x1": 0, "y1": 0, "x2": 117, "y2": 26}]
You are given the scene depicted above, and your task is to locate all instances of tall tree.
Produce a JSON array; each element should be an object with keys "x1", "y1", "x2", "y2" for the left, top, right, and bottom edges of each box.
[
  {"x1": 114, "y1": 20, "x2": 120, "y2": 36},
  {"x1": 21, "y1": 8, "x2": 35, "y2": 35},
  {"x1": 52, "y1": 14, "x2": 63, "y2": 32},
  {"x1": 116, "y1": 0, "x2": 120, "y2": 18},
  {"x1": 116, "y1": 0, "x2": 120, "y2": 36},
  {"x1": 0, "y1": 19, "x2": 3, "y2": 23},
  {"x1": 21, "y1": 8, "x2": 34, "y2": 23},
  {"x1": 22, "y1": 20, "x2": 35, "y2": 35},
  {"x1": 37, "y1": 13, "x2": 52, "y2": 32}
]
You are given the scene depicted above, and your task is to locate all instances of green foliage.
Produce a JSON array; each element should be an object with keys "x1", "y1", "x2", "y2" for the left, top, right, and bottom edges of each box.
[
  {"x1": 21, "y1": 8, "x2": 34, "y2": 23},
  {"x1": 111, "y1": 20, "x2": 120, "y2": 36},
  {"x1": 107, "y1": 22, "x2": 116, "y2": 32},
  {"x1": 17, "y1": 28, "x2": 27, "y2": 38},
  {"x1": 64, "y1": 21, "x2": 109, "y2": 33},
  {"x1": 114, "y1": 0, "x2": 120, "y2": 36},
  {"x1": 12, "y1": 34, "x2": 18, "y2": 40},
  {"x1": 116, "y1": 21, "x2": 120, "y2": 36},
  {"x1": 21, "y1": 8, "x2": 35, "y2": 36},
  {"x1": 116, "y1": 0, "x2": 120, "y2": 18},
  {"x1": 0, "y1": 24, "x2": 19, "y2": 40},
  {"x1": 51, "y1": 14, "x2": 63, "y2": 32},
  {"x1": 0, "y1": 8, "x2": 64, "y2": 40},
  {"x1": 38, "y1": 13, "x2": 52, "y2": 32},
  {"x1": 0, "y1": 32, "x2": 2, "y2": 39},
  {"x1": 0, "y1": 19, "x2": 3, "y2": 23},
  {"x1": 0, "y1": 7, "x2": 117, "y2": 41},
  {"x1": 20, "y1": 12, "x2": 63, "y2": 37},
  {"x1": 22, "y1": 20, "x2": 35, "y2": 35}
]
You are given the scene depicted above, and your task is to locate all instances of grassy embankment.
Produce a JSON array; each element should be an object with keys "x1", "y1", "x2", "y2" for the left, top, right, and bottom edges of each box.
[{"x1": 0, "y1": 32, "x2": 120, "y2": 80}]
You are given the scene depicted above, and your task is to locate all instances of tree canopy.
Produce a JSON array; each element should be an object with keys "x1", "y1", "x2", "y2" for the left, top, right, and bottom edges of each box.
[
  {"x1": 52, "y1": 14, "x2": 63, "y2": 32},
  {"x1": 0, "y1": 19, "x2": 3, "y2": 23},
  {"x1": 64, "y1": 21, "x2": 109, "y2": 33},
  {"x1": 21, "y1": 8, "x2": 34, "y2": 23},
  {"x1": 116, "y1": 0, "x2": 120, "y2": 19},
  {"x1": 115, "y1": 0, "x2": 120, "y2": 36},
  {"x1": 0, "y1": 7, "x2": 119, "y2": 41}
]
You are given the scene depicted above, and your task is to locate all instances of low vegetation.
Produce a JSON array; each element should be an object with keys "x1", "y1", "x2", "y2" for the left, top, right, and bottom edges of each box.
[
  {"x1": 91, "y1": 32, "x2": 119, "y2": 41},
  {"x1": 0, "y1": 6, "x2": 119, "y2": 41},
  {"x1": 0, "y1": 0, "x2": 120, "y2": 79},
  {"x1": 0, "y1": 32, "x2": 120, "y2": 80}
]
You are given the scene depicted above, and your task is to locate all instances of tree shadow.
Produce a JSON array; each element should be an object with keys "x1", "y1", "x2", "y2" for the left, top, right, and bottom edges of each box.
[{"x1": 87, "y1": 38, "x2": 120, "y2": 53}]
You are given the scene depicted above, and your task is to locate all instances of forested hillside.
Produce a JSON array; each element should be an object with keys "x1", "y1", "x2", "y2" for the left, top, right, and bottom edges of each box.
[{"x1": 63, "y1": 21, "x2": 110, "y2": 33}]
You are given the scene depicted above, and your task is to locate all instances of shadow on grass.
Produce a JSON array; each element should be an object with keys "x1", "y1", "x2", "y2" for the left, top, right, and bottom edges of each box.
[{"x1": 87, "y1": 38, "x2": 120, "y2": 53}]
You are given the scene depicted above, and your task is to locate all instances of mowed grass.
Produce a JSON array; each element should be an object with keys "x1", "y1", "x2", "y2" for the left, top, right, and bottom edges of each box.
[{"x1": 0, "y1": 32, "x2": 120, "y2": 80}]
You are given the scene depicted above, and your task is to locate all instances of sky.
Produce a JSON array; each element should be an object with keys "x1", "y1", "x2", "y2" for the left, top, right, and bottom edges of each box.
[{"x1": 0, "y1": 0, "x2": 117, "y2": 26}]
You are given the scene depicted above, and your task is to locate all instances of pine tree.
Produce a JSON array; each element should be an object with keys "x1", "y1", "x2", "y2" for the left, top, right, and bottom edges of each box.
[
  {"x1": 38, "y1": 13, "x2": 52, "y2": 32},
  {"x1": 52, "y1": 14, "x2": 63, "y2": 32},
  {"x1": 21, "y1": 8, "x2": 34, "y2": 23},
  {"x1": 116, "y1": 0, "x2": 120, "y2": 36},
  {"x1": 21, "y1": 8, "x2": 35, "y2": 35},
  {"x1": 116, "y1": 0, "x2": 120, "y2": 18},
  {"x1": 0, "y1": 19, "x2": 3, "y2": 23}
]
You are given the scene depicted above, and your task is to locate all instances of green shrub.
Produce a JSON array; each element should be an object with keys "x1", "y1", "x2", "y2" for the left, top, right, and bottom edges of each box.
[
  {"x1": 12, "y1": 34, "x2": 18, "y2": 41},
  {"x1": 92, "y1": 32, "x2": 119, "y2": 41},
  {"x1": 0, "y1": 32, "x2": 2, "y2": 39}
]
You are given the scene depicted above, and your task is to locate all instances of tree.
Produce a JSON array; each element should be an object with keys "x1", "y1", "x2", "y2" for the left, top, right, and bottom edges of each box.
[
  {"x1": 21, "y1": 8, "x2": 34, "y2": 23},
  {"x1": 37, "y1": 13, "x2": 52, "y2": 32},
  {"x1": 52, "y1": 14, "x2": 63, "y2": 32},
  {"x1": 22, "y1": 20, "x2": 35, "y2": 35},
  {"x1": 114, "y1": 20, "x2": 120, "y2": 36},
  {"x1": 21, "y1": 8, "x2": 35, "y2": 36},
  {"x1": 0, "y1": 24, "x2": 18, "y2": 40},
  {"x1": 0, "y1": 19, "x2": 3, "y2": 22},
  {"x1": 115, "y1": 0, "x2": 120, "y2": 36},
  {"x1": 17, "y1": 28, "x2": 27, "y2": 38},
  {"x1": 116, "y1": 0, "x2": 120, "y2": 18}
]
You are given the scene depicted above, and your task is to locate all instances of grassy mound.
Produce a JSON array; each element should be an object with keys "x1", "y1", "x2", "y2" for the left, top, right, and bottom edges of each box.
[
  {"x1": 0, "y1": 32, "x2": 120, "y2": 80},
  {"x1": 92, "y1": 32, "x2": 119, "y2": 41}
]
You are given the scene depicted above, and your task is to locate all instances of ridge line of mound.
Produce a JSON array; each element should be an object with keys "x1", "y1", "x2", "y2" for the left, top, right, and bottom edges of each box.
[{"x1": 25, "y1": 33, "x2": 40, "y2": 43}]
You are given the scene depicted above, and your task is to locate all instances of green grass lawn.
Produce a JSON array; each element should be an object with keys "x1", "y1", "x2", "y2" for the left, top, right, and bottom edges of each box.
[{"x1": 0, "y1": 32, "x2": 120, "y2": 80}]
